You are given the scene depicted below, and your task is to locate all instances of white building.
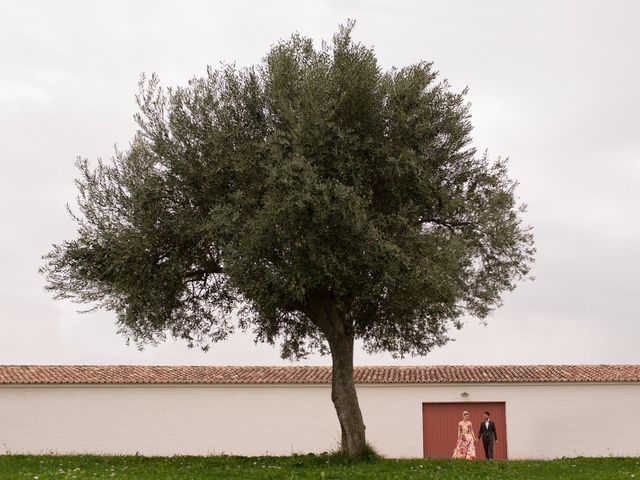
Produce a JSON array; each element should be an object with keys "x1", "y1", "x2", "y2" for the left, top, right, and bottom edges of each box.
[{"x1": 1, "y1": 364, "x2": 638, "y2": 459}]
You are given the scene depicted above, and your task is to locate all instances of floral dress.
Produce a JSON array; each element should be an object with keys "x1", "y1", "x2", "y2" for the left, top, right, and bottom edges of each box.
[{"x1": 452, "y1": 421, "x2": 476, "y2": 459}]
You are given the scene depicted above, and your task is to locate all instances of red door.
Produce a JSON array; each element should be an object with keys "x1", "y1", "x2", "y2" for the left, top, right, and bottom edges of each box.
[{"x1": 422, "y1": 402, "x2": 507, "y2": 459}]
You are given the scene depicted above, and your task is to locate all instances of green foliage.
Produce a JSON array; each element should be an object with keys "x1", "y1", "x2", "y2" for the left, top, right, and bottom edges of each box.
[
  {"x1": 42, "y1": 22, "x2": 534, "y2": 358},
  {"x1": 326, "y1": 441, "x2": 382, "y2": 464},
  {"x1": 1, "y1": 455, "x2": 638, "y2": 480}
]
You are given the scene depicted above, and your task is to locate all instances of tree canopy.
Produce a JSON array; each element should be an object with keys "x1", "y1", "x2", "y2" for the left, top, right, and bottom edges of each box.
[{"x1": 42, "y1": 22, "x2": 534, "y2": 455}]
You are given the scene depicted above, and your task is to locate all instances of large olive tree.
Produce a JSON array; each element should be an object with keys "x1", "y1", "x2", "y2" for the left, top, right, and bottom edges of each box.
[{"x1": 42, "y1": 23, "x2": 534, "y2": 456}]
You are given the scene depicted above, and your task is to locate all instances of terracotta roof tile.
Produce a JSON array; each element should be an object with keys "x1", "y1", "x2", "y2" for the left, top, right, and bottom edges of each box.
[{"x1": 1, "y1": 365, "x2": 639, "y2": 385}]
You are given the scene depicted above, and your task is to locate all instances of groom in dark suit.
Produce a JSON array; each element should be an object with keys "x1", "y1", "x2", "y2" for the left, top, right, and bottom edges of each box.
[{"x1": 477, "y1": 411, "x2": 498, "y2": 459}]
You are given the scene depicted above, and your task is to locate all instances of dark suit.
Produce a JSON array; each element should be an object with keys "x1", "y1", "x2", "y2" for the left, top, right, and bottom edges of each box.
[{"x1": 477, "y1": 419, "x2": 497, "y2": 459}]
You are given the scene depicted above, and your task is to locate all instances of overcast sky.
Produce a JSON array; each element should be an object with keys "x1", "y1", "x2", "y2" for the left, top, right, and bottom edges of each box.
[{"x1": 1, "y1": 0, "x2": 638, "y2": 366}]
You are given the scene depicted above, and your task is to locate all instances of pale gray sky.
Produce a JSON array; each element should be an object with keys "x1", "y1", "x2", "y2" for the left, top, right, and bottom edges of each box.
[{"x1": 1, "y1": 0, "x2": 638, "y2": 366}]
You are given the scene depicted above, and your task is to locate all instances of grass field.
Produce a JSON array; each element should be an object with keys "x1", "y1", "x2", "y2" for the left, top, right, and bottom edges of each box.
[{"x1": 1, "y1": 454, "x2": 639, "y2": 480}]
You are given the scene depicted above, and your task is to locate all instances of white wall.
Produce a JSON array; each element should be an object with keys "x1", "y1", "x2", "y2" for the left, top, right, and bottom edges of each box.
[
  {"x1": 357, "y1": 383, "x2": 640, "y2": 458},
  {"x1": 0, "y1": 384, "x2": 339, "y2": 456},
  {"x1": 1, "y1": 383, "x2": 638, "y2": 458}
]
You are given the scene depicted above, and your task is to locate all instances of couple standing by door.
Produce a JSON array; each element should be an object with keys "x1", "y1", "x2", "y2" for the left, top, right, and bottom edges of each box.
[{"x1": 452, "y1": 410, "x2": 498, "y2": 460}]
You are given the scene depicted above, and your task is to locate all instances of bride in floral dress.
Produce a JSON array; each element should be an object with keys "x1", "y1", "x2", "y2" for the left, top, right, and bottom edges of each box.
[{"x1": 452, "y1": 411, "x2": 476, "y2": 459}]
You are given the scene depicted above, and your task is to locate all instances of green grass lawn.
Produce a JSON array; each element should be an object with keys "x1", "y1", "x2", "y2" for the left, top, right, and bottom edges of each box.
[{"x1": 1, "y1": 454, "x2": 639, "y2": 480}]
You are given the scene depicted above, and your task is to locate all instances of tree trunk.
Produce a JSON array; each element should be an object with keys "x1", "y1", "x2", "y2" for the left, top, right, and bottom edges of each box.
[
  {"x1": 328, "y1": 327, "x2": 367, "y2": 456},
  {"x1": 309, "y1": 296, "x2": 366, "y2": 456}
]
